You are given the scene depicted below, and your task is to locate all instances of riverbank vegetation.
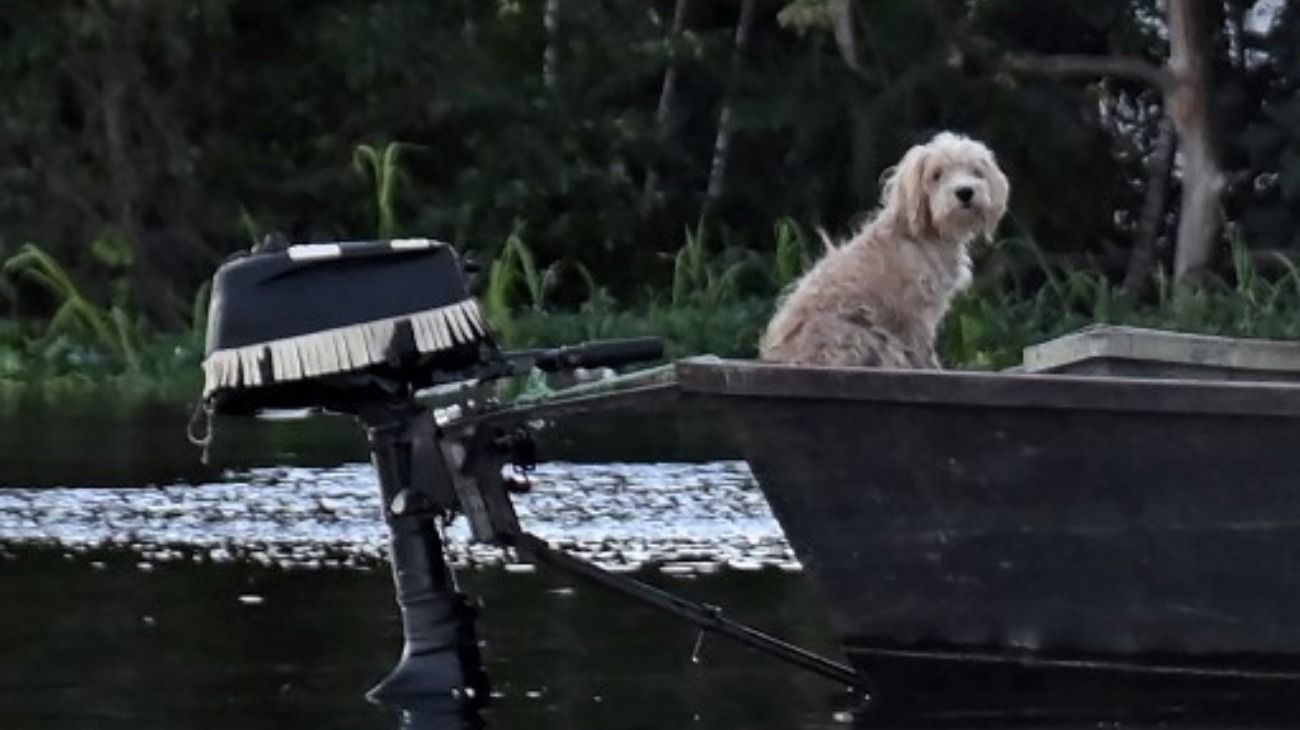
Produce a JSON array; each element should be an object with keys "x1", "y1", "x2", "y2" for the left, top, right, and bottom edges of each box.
[{"x1": 3, "y1": 1, "x2": 1299, "y2": 398}]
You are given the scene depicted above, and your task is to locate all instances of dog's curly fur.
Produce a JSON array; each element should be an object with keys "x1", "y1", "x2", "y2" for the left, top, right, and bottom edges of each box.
[{"x1": 759, "y1": 132, "x2": 1009, "y2": 368}]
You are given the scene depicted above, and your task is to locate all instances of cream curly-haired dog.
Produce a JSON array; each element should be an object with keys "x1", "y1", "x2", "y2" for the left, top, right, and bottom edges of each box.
[{"x1": 760, "y1": 131, "x2": 1009, "y2": 368}]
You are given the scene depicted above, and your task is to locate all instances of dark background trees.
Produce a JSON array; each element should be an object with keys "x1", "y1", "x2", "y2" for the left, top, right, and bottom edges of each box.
[{"x1": 0, "y1": 0, "x2": 1295, "y2": 331}]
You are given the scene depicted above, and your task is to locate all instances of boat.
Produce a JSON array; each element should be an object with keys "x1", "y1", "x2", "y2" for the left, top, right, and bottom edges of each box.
[
  {"x1": 194, "y1": 238, "x2": 1300, "y2": 719},
  {"x1": 656, "y1": 326, "x2": 1300, "y2": 717}
]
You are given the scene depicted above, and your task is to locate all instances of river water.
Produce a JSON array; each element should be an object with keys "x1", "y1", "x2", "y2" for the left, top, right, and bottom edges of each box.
[
  {"x1": 0, "y1": 395, "x2": 862, "y2": 729},
  {"x1": 1, "y1": 394, "x2": 1295, "y2": 728}
]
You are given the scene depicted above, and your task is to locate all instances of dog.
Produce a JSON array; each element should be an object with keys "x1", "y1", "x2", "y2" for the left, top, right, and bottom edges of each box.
[{"x1": 759, "y1": 131, "x2": 1009, "y2": 368}]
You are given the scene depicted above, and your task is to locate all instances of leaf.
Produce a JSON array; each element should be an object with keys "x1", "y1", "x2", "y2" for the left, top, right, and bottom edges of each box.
[
  {"x1": 110, "y1": 305, "x2": 142, "y2": 374},
  {"x1": 90, "y1": 233, "x2": 135, "y2": 269}
]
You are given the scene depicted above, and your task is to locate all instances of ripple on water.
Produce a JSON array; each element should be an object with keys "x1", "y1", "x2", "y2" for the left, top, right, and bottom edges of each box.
[{"x1": 0, "y1": 462, "x2": 798, "y2": 572}]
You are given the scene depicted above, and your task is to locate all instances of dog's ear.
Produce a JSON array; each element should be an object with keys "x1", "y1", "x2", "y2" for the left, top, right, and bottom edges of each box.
[
  {"x1": 979, "y1": 153, "x2": 1010, "y2": 241},
  {"x1": 883, "y1": 145, "x2": 933, "y2": 240}
]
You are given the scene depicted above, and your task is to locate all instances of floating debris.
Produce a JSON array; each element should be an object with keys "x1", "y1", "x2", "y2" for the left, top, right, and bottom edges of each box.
[{"x1": 237, "y1": 594, "x2": 265, "y2": 606}]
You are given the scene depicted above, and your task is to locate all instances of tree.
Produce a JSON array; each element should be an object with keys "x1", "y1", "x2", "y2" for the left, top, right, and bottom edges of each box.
[
  {"x1": 641, "y1": 0, "x2": 693, "y2": 214},
  {"x1": 995, "y1": 0, "x2": 1226, "y2": 281},
  {"x1": 704, "y1": 0, "x2": 759, "y2": 214}
]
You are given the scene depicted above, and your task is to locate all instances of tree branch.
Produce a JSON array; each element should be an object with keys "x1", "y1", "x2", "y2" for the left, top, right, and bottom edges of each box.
[
  {"x1": 704, "y1": 0, "x2": 757, "y2": 208},
  {"x1": 828, "y1": 0, "x2": 862, "y2": 73},
  {"x1": 1001, "y1": 52, "x2": 1173, "y2": 90},
  {"x1": 1123, "y1": 116, "x2": 1177, "y2": 295}
]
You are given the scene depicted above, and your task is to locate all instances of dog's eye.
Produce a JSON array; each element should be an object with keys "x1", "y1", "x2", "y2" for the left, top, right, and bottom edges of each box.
[
  {"x1": 930, "y1": 171, "x2": 941, "y2": 182},
  {"x1": 972, "y1": 168, "x2": 985, "y2": 179}
]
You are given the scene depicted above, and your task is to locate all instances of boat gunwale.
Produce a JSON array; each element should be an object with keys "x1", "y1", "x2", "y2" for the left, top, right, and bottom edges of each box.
[{"x1": 674, "y1": 357, "x2": 1300, "y2": 418}]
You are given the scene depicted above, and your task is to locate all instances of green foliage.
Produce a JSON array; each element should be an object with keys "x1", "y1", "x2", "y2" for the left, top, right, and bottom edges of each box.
[
  {"x1": 500, "y1": 223, "x2": 1300, "y2": 370},
  {"x1": 505, "y1": 297, "x2": 773, "y2": 362},
  {"x1": 671, "y1": 224, "x2": 740, "y2": 308},
  {"x1": 486, "y1": 229, "x2": 547, "y2": 314},
  {"x1": 772, "y1": 216, "x2": 813, "y2": 291},
  {"x1": 3, "y1": 0, "x2": 1300, "y2": 396},
  {"x1": 483, "y1": 228, "x2": 544, "y2": 343},
  {"x1": 1237, "y1": 1, "x2": 1300, "y2": 252},
  {"x1": 776, "y1": 0, "x2": 837, "y2": 35},
  {"x1": 353, "y1": 141, "x2": 419, "y2": 239},
  {"x1": 940, "y1": 234, "x2": 1300, "y2": 370},
  {"x1": 0, "y1": 0, "x2": 1184, "y2": 324},
  {"x1": 11, "y1": 219, "x2": 1300, "y2": 399},
  {"x1": 1, "y1": 241, "x2": 205, "y2": 391},
  {"x1": 3, "y1": 243, "x2": 130, "y2": 368}
]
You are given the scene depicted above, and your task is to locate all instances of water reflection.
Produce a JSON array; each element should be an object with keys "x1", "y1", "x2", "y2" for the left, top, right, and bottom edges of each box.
[
  {"x1": 0, "y1": 545, "x2": 850, "y2": 729},
  {"x1": 0, "y1": 392, "x2": 736, "y2": 488},
  {"x1": 0, "y1": 461, "x2": 794, "y2": 571},
  {"x1": 387, "y1": 700, "x2": 483, "y2": 730},
  {"x1": 9, "y1": 543, "x2": 1294, "y2": 730}
]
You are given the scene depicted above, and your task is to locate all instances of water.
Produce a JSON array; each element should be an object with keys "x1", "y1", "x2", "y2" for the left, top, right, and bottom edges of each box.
[
  {"x1": 0, "y1": 545, "x2": 850, "y2": 729},
  {"x1": 2, "y1": 396, "x2": 1296, "y2": 728},
  {"x1": 0, "y1": 462, "x2": 793, "y2": 572},
  {"x1": 0, "y1": 397, "x2": 857, "y2": 729}
]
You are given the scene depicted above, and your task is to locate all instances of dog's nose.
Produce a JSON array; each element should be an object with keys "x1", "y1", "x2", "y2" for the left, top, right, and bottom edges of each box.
[{"x1": 955, "y1": 186, "x2": 974, "y2": 204}]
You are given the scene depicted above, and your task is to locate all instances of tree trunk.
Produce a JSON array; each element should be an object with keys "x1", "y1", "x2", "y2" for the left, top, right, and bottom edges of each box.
[
  {"x1": 543, "y1": 0, "x2": 561, "y2": 93},
  {"x1": 462, "y1": 3, "x2": 479, "y2": 47},
  {"x1": 1166, "y1": 0, "x2": 1225, "y2": 280},
  {"x1": 828, "y1": 0, "x2": 863, "y2": 73},
  {"x1": 992, "y1": 0, "x2": 1227, "y2": 283},
  {"x1": 1227, "y1": 1, "x2": 1246, "y2": 70},
  {"x1": 641, "y1": 0, "x2": 691, "y2": 213},
  {"x1": 1123, "y1": 116, "x2": 1177, "y2": 294},
  {"x1": 705, "y1": 0, "x2": 757, "y2": 210}
]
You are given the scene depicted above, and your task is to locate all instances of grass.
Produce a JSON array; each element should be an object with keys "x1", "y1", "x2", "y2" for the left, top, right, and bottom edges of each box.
[
  {"x1": 2, "y1": 241, "x2": 206, "y2": 401},
  {"x1": 939, "y1": 233, "x2": 1300, "y2": 369},
  {"x1": 3, "y1": 242, "x2": 142, "y2": 371},
  {"x1": 497, "y1": 227, "x2": 1300, "y2": 370},
  {"x1": 483, "y1": 216, "x2": 816, "y2": 359},
  {"x1": 353, "y1": 141, "x2": 422, "y2": 239},
  {"x1": 504, "y1": 295, "x2": 774, "y2": 361},
  {"x1": 7, "y1": 221, "x2": 1300, "y2": 402}
]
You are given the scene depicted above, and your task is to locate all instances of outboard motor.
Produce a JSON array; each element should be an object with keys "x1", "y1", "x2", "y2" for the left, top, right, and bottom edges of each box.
[
  {"x1": 193, "y1": 235, "x2": 865, "y2": 717},
  {"x1": 194, "y1": 236, "x2": 661, "y2": 707}
]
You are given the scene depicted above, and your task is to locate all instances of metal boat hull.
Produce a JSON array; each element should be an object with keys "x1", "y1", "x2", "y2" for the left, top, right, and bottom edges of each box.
[{"x1": 675, "y1": 358, "x2": 1300, "y2": 713}]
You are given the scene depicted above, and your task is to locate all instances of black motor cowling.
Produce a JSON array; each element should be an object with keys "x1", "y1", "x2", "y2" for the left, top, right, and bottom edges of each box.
[{"x1": 201, "y1": 237, "x2": 499, "y2": 415}]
